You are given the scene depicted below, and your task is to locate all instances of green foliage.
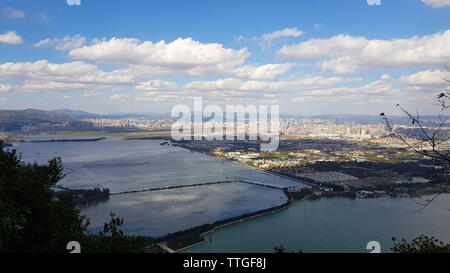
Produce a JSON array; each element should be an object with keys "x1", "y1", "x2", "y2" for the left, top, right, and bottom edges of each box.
[
  {"x1": 0, "y1": 147, "x2": 88, "y2": 252},
  {"x1": 79, "y1": 213, "x2": 150, "y2": 253},
  {"x1": 166, "y1": 233, "x2": 203, "y2": 251},
  {"x1": 391, "y1": 235, "x2": 450, "y2": 253},
  {"x1": 0, "y1": 147, "x2": 150, "y2": 252}
]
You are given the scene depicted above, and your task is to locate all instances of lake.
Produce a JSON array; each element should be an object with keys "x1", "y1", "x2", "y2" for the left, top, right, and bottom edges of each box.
[
  {"x1": 183, "y1": 195, "x2": 450, "y2": 253},
  {"x1": 10, "y1": 137, "x2": 304, "y2": 237},
  {"x1": 13, "y1": 137, "x2": 307, "y2": 192},
  {"x1": 9, "y1": 136, "x2": 450, "y2": 249}
]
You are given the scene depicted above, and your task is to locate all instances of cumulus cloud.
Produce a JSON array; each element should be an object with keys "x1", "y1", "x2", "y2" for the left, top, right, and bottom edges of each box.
[
  {"x1": 0, "y1": 83, "x2": 12, "y2": 92},
  {"x1": 183, "y1": 75, "x2": 357, "y2": 93},
  {"x1": 67, "y1": 0, "x2": 81, "y2": 6},
  {"x1": 35, "y1": 35, "x2": 86, "y2": 51},
  {"x1": 0, "y1": 60, "x2": 133, "y2": 84},
  {"x1": 110, "y1": 94, "x2": 130, "y2": 100},
  {"x1": 2, "y1": 7, "x2": 25, "y2": 19},
  {"x1": 69, "y1": 37, "x2": 249, "y2": 77},
  {"x1": 0, "y1": 60, "x2": 137, "y2": 92},
  {"x1": 0, "y1": 31, "x2": 24, "y2": 45},
  {"x1": 422, "y1": 0, "x2": 450, "y2": 8},
  {"x1": 234, "y1": 63, "x2": 295, "y2": 80},
  {"x1": 278, "y1": 30, "x2": 450, "y2": 73},
  {"x1": 399, "y1": 69, "x2": 448, "y2": 86},
  {"x1": 291, "y1": 71, "x2": 448, "y2": 106},
  {"x1": 135, "y1": 79, "x2": 178, "y2": 91},
  {"x1": 260, "y1": 27, "x2": 303, "y2": 49},
  {"x1": 292, "y1": 76, "x2": 398, "y2": 103},
  {"x1": 83, "y1": 92, "x2": 101, "y2": 97}
]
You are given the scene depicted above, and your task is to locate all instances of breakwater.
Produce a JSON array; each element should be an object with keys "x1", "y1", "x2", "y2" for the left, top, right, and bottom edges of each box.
[
  {"x1": 110, "y1": 180, "x2": 287, "y2": 195},
  {"x1": 27, "y1": 137, "x2": 106, "y2": 143}
]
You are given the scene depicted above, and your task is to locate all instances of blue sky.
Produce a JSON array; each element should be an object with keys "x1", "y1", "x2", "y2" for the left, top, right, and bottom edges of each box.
[{"x1": 0, "y1": 0, "x2": 449, "y2": 115}]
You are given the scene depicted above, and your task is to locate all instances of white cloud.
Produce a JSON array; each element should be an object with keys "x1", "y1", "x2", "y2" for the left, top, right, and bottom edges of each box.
[
  {"x1": 135, "y1": 80, "x2": 178, "y2": 91},
  {"x1": 262, "y1": 28, "x2": 303, "y2": 42},
  {"x1": 400, "y1": 69, "x2": 448, "y2": 86},
  {"x1": 0, "y1": 83, "x2": 12, "y2": 92},
  {"x1": 69, "y1": 37, "x2": 249, "y2": 77},
  {"x1": 35, "y1": 35, "x2": 86, "y2": 51},
  {"x1": 260, "y1": 27, "x2": 303, "y2": 48},
  {"x1": 279, "y1": 34, "x2": 368, "y2": 59},
  {"x1": 278, "y1": 30, "x2": 450, "y2": 73},
  {"x1": 83, "y1": 92, "x2": 101, "y2": 97},
  {"x1": 0, "y1": 60, "x2": 134, "y2": 84},
  {"x1": 292, "y1": 76, "x2": 397, "y2": 103},
  {"x1": 422, "y1": 0, "x2": 450, "y2": 8},
  {"x1": 110, "y1": 94, "x2": 130, "y2": 100},
  {"x1": 2, "y1": 7, "x2": 25, "y2": 19},
  {"x1": 234, "y1": 63, "x2": 295, "y2": 80},
  {"x1": 183, "y1": 75, "x2": 357, "y2": 93},
  {"x1": 291, "y1": 71, "x2": 448, "y2": 105},
  {"x1": 0, "y1": 31, "x2": 24, "y2": 45},
  {"x1": 67, "y1": 0, "x2": 81, "y2": 6},
  {"x1": 0, "y1": 98, "x2": 6, "y2": 103},
  {"x1": 235, "y1": 35, "x2": 245, "y2": 43},
  {"x1": 0, "y1": 60, "x2": 137, "y2": 93},
  {"x1": 367, "y1": 0, "x2": 382, "y2": 6}
]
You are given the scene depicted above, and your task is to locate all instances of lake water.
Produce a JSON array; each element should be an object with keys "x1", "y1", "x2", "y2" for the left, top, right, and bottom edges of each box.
[
  {"x1": 12, "y1": 137, "x2": 307, "y2": 192},
  {"x1": 8, "y1": 137, "x2": 450, "y2": 249},
  {"x1": 82, "y1": 182, "x2": 287, "y2": 237},
  {"x1": 183, "y1": 195, "x2": 450, "y2": 253},
  {"x1": 10, "y1": 137, "x2": 303, "y2": 237}
]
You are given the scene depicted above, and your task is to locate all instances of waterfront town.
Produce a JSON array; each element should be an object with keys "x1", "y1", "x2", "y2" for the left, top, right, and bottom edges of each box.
[
  {"x1": 2, "y1": 114, "x2": 450, "y2": 252},
  {"x1": 3, "y1": 115, "x2": 450, "y2": 199}
]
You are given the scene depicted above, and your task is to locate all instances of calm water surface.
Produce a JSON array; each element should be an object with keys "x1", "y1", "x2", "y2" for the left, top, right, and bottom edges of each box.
[
  {"x1": 183, "y1": 195, "x2": 450, "y2": 253},
  {"x1": 9, "y1": 137, "x2": 450, "y2": 248},
  {"x1": 10, "y1": 137, "x2": 300, "y2": 237},
  {"x1": 12, "y1": 137, "x2": 307, "y2": 192}
]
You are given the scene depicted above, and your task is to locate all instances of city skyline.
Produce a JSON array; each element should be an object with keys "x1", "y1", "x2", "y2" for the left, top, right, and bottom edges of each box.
[{"x1": 0, "y1": 0, "x2": 449, "y2": 115}]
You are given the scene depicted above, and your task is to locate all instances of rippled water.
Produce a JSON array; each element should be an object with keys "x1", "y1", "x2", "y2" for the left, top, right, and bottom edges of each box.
[
  {"x1": 13, "y1": 137, "x2": 308, "y2": 192},
  {"x1": 11, "y1": 137, "x2": 449, "y2": 249},
  {"x1": 183, "y1": 195, "x2": 450, "y2": 253},
  {"x1": 82, "y1": 182, "x2": 287, "y2": 237},
  {"x1": 10, "y1": 137, "x2": 304, "y2": 237}
]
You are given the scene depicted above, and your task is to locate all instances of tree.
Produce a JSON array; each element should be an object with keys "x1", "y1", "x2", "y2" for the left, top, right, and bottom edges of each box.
[
  {"x1": 381, "y1": 69, "x2": 450, "y2": 209},
  {"x1": 79, "y1": 212, "x2": 150, "y2": 253},
  {"x1": 0, "y1": 146, "x2": 150, "y2": 252},
  {"x1": 0, "y1": 147, "x2": 88, "y2": 252},
  {"x1": 391, "y1": 235, "x2": 450, "y2": 253}
]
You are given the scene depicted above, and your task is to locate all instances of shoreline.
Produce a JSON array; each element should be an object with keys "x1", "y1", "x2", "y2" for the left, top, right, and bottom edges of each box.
[
  {"x1": 15, "y1": 136, "x2": 448, "y2": 252},
  {"x1": 163, "y1": 194, "x2": 312, "y2": 253},
  {"x1": 173, "y1": 143, "x2": 315, "y2": 188},
  {"x1": 166, "y1": 190, "x2": 450, "y2": 253}
]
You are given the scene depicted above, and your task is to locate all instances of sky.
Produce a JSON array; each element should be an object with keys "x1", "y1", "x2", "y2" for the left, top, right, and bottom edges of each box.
[{"x1": 0, "y1": 0, "x2": 449, "y2": 115}]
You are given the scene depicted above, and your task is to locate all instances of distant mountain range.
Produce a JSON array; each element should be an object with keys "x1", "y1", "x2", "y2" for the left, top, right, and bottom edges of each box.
[
  {"x1": 1, "y1": 108, "x2": 449, "y2": 133},
  {"x1": 52, "y1": 109, "x2": 172, "y2": 120},
  {"x1": 0, "y1": 109, "x2": 173, "y2": 132},
  {"x1": 0, "y1": 109, "x2": 74, "y2": 132}
]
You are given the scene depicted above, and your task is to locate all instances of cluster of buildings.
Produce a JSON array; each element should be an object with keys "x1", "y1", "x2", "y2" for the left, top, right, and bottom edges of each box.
[
  {"x1": 280, "y1": 119, "x2": 388, "y2": 140},
  {"x1": 83, "y1": 118, "x2": 172, "y2": 130}
]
